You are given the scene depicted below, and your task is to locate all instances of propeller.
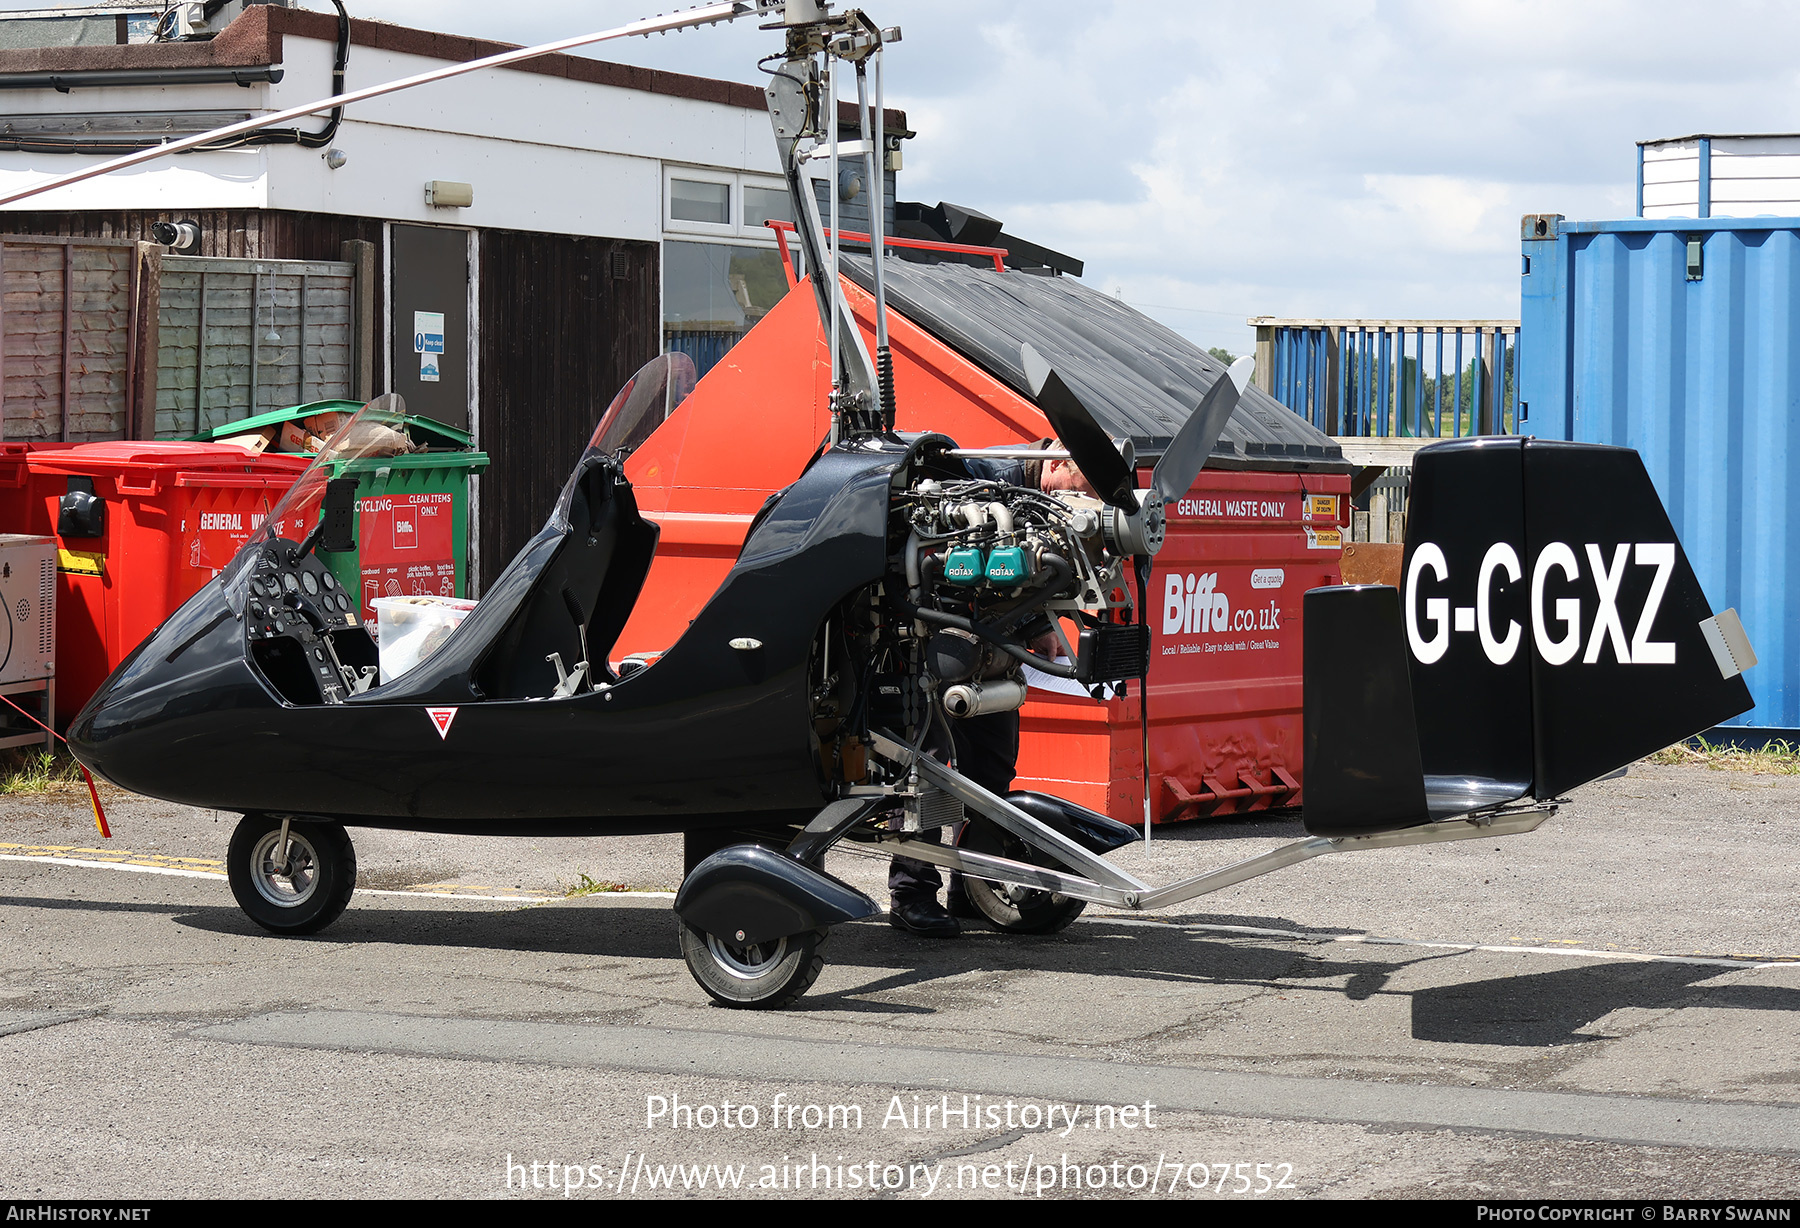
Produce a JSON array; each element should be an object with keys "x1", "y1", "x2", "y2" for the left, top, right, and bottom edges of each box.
[
  {"x1": 1021, "y1": 344, "x2": 1136, "y2": 510},
  {"x1": 1020, "y1": 345, "x2": 1256, "y2": 844},
  {"x1": 1021, "y1": 343, "x2": 1253, "y2": 560},
  {"x1": 1147, "y1": 354, "x2": 1256, "y2": 510}
]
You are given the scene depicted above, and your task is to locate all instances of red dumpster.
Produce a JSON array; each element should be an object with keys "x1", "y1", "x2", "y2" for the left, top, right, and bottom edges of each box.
[
  {"x1": 22, "y1": 442, "x2": 310, "y2": 722},
  {"x1": 616, "y1": 261, "x2": 1352, "y2": 824},
  {"x1": 1017, "y1": 470, "x2": 1347, "y2": 822}
]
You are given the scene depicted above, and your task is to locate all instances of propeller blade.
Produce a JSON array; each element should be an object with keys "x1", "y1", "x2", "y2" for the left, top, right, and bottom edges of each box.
[
  {"x1": 1148, "y1": 356, "x2": 1255, "y2": 508},
  {"x1": 1021, "y1": 343, "x2": 1136, "y2": 511}
]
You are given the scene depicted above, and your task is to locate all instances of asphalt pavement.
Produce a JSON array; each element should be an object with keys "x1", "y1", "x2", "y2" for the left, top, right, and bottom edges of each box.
[{"x1": 1, "y1": 762, "x2": 1796, "y2": 1200}]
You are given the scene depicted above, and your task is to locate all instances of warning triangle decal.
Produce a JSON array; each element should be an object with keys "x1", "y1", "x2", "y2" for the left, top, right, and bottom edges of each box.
[{"x1": 426, "y1": 707, "x2": 458, "y2": 739}]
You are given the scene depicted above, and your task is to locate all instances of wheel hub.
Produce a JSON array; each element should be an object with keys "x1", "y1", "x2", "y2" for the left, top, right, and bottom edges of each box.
[
  {"x1": 705, "y1": 932, "x2": 788, "y2": 980},
  {"x1": 249, "y1": 829, "x2": 320, "y2": 908}
]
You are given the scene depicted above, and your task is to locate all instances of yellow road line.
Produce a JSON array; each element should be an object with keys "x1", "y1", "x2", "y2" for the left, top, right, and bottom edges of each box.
[
  {"x1": 0, "y1": 846, "x2": 670, "y2": 902},
  {"x1": 0, "y1": 843, "x2": 225, "y2": 871},
  {"x1": 1, "y1": 854, "x2": 222, "y2": 880}
]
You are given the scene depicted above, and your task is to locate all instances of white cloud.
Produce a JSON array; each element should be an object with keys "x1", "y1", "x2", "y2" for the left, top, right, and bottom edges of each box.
[{"x1": 1359, "y1": 175, "x2": 1517, "y2": 256}]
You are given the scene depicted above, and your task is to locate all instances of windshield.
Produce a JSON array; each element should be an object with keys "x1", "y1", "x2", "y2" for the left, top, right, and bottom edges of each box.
[
  {"x1": 593, "y1": 352, "x2": 697, "y2": 456},
  {"x1": 551, "y1": 352, "x2": 697, "y2": 526},
  {"x1": 217, "y1": 356, "x2": 697, "y2": 618},
  {"x1": 220, "y1": 393, "x2": 415, "y2": 614}
]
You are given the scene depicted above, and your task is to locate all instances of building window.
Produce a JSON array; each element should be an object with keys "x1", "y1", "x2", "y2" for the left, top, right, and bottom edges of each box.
[
  {"x1": 670, "y1": 178, "x2": 731, "y2": 226},
  {"x1": 743, "y1": 186, "x2": 794, "y2": 230},
  {"x1": 662, "y1": 167, "x2": 800, "y2": 379},
  {"x1": 662, "y1": 241, "x2": 793, "y2": 379}
]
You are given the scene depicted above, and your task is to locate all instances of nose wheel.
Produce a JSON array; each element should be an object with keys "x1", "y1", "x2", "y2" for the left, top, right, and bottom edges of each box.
[
  {"x1": 227, "y1": 813, "x2": 357, "y2": 935},
  {"x1": 678, "y1": 921, "x2": 828, "y2": 1009}
]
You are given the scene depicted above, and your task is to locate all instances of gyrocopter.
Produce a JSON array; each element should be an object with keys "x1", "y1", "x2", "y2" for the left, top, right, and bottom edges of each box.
[{"x1": 51, "y1": 0, "x2": 1754, "y2": 1007}]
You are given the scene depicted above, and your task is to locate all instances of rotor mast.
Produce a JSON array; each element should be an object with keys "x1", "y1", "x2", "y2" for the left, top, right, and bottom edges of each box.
[{"x1": 764, "y1": 3, "x2": 897, "y2": 442}]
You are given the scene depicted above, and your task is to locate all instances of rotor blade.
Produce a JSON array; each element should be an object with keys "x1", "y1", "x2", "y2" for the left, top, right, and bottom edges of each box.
[
  {"x1": 1148, "y1": 357, "x2": 1254, "y2": 507},
  {"x1": 1020, "y1": 343, "x2": 1136, "y2": 510}
]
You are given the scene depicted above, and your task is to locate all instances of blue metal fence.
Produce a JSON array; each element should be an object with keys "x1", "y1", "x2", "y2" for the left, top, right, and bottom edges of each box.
[{"x1": 1249, "y1": 318, "x2": 1519, "y2": 438}]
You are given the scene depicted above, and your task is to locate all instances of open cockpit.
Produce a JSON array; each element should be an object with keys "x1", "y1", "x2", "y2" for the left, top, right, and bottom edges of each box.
[{"x1": 229, "y1": 354, "x2": 690, "y2": 709}]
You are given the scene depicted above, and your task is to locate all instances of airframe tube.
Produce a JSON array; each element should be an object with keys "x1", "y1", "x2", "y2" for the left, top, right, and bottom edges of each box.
[
  {"x1": 872, "y1": 806, "x2": 1555, "y2": 911},
  {"x1": 866, "y1": 729, "x2": 1555, "y2": 911}
]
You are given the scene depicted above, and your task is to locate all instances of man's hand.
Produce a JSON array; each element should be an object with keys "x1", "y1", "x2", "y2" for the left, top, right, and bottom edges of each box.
[{"x1": 1028, "y1": 626, "x2": 1070, "y2": 661}]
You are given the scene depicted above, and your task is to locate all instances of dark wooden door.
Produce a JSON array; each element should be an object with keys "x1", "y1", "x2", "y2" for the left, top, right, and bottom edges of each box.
[
  {"x1": 390, "y1": 224, "x2": 469, "y2": 430},
  {"x1": 475, "y1": 230, "x2": 658, "y2": 591}
]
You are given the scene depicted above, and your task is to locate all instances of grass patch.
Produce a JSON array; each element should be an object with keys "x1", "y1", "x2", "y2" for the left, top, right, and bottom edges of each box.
[
  {"x1": 566, "y1": 873, "x2": 633, "y2": 897},
  {"x1": 0, "y1": 747, "x2": 87, "y2": 795},
  {"x1": 1646, "y1": 736, "x2": 1800, "y2": 775},
  {"x1": 564, "y1": 873, "x2": 674, "y2": 897}
]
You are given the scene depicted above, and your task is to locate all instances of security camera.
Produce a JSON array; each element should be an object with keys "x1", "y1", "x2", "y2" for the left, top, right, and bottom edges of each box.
[{"x1": 150, "y1": 220, "x2": 202, "y2": 252}]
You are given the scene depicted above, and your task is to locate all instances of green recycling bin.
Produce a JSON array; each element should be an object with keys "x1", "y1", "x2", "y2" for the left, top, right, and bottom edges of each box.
[{"x1": 190, "y1": 399, "x2": 490, "y2": 619}]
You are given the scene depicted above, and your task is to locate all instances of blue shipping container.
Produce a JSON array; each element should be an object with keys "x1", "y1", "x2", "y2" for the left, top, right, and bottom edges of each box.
[{"x1": 1519, "y1": 212, "x2": 1800, "y2": 736}]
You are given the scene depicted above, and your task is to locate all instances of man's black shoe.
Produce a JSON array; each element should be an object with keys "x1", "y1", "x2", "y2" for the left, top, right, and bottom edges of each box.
[{"x1": 889, "y1": 897, "x2": 960, "y2": 938}]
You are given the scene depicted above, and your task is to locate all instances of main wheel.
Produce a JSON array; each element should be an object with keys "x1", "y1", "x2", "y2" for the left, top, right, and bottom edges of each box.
[
  {"x1": 958, "y1": 819, "x2": 1087, "y2": 934},
  {"x1": 679, "y1": 922, "x2": 827, "y2": 1009},
  {"x1": 227, "y1": 813, "x2": 357, "y2": 936}
]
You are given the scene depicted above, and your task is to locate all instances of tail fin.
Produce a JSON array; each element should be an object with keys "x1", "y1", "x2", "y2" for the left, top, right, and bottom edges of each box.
[
  {"x1": 1507, "y1": 440, "x2": 1753, "y2": 795},
  {"x1": 1304, "y1": 438, "x2": 1753, "y2": 835}
]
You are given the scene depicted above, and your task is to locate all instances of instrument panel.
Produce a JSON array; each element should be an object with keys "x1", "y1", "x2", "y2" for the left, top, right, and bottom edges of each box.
[
  {"x1": 246, "y1": 549, "x2": 358, "y2": 640},
  {"x1": 244, "y1": 545, "x2": 370, "y2": 705}
]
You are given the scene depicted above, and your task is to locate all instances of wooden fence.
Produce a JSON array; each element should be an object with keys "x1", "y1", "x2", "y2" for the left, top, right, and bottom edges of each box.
[
  {"x1": 154, "y1": 255, "x2": 357, "y2": 437},
  {"x1": 0, "y1": 240, "x2": 363, "y2": 442},
  {"x1": 0, "y1": 234, "x2": 142, "y2": 441}
]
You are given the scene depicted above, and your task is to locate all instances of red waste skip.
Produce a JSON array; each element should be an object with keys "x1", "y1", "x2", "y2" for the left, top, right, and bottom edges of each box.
[
  {"x1": 20, "y1": 442, "x2": 309, "y2": 723},
  {"x1": 615, "y1": 271, "x2": 1348, "y2": 824},
  {"x1": 1016, "y1": 471, "x2": 1348, "y2": 824}
]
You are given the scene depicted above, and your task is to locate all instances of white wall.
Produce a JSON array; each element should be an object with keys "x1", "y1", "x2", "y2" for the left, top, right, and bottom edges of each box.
[
  {"x1": 265, "y1": 121, "x2": 666, "y2": 240},
  {"x1": 0, "y1": 146, "x2": 270, "y2": 212},
  {"x1": 0, "y1": 76, "x2": 277, "y2": 212},
  {"x1": 0, "y1": 26, "x2": 784, "y2": 237},
  {"x1": 1642, "y1": 135, "x2": 1800, "y2": 220}
]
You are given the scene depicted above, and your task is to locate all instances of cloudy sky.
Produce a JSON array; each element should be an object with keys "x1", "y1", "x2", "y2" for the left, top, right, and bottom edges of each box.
[{"x1": 29, "y1": 1, "x2": 1800, "y2": 354}]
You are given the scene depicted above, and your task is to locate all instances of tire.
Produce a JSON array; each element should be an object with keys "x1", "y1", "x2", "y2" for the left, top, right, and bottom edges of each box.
[
  {"x1": 958, "y1": 819, "x2": 1087, "y2": 935},
  {"x1": 679, "y1": 921, "x2": 827, "y2": 1009},
  {"x1": 226, "y1": 813, "x2": 357, "y2": 936}
]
